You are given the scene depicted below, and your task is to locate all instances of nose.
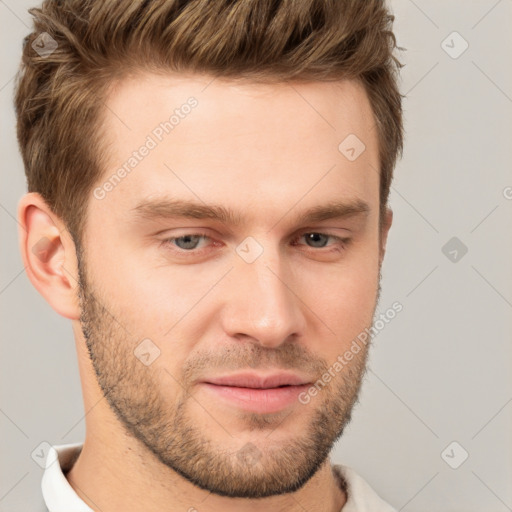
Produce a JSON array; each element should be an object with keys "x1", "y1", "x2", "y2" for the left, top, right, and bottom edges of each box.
[{"x1": 220, "y1": 244, "x2": 306, "y2": 349}]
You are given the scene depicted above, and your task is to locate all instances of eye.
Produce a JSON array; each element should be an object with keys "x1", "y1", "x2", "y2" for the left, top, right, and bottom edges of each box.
[
  {"x1": 300, "y1": 233, "x2": 332, "y2": 248},
  {"x1": 160, "y1": 231, "x2": 351, "y2": 256},
  {"x1": 292, "y1": 232, "x2": 351, "y2": 251},
  {"x1": 162, "y1": 233, "x2": 211, "y2": 251}
]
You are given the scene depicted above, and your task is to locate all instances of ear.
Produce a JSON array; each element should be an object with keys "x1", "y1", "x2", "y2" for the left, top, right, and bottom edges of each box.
[
  {"x1": 17, "y1": 192, "x2": 81, "y2": 320},
  {"x1": 379, "y1": 206, "x2": 393, "y2": 267}
]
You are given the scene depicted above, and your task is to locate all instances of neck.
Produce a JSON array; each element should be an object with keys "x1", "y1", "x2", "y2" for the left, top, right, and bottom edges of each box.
[{"x1": 65, "y1": 430, "x2": 346, "y2": 512}]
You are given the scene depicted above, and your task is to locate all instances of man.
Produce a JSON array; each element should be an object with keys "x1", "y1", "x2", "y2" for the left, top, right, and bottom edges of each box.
[{"x1": 15, "y1": 0, "x2": 404, "y2": 510}]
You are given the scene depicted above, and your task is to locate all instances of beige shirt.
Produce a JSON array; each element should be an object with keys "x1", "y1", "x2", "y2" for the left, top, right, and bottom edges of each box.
[{"x1": 41, "y1": 443, "x2": 397, "y2": 512}]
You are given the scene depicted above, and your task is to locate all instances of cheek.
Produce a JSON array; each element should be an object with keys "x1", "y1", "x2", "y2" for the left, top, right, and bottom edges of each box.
[
  {"x1": 94, "y1": 251, "x2": 223, "y2": 363},
  {"x1": 303, "y1": 250, "x2": 379, "y2": 343},
  {"x1": 87, "y1": 215, "x2": 379, "y2": 357}
]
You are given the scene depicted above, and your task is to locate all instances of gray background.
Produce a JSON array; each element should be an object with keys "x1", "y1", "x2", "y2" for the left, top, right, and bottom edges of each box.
[{"x1": 1, "y1": 1, "x2": 511, "y2": 510}]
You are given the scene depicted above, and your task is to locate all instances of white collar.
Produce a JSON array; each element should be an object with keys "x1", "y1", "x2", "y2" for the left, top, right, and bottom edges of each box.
[
  {"x1": 332, "y1": 463, "x2": 397, "y2": 511},
  {"x1": 41, "y1": 443, "x2": 93, "y2": 512}
]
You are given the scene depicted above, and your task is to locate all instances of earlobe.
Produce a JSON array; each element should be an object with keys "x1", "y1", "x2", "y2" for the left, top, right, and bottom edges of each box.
[{"x1": 17, "y1": 192, "x2": 81, "y2": 320}]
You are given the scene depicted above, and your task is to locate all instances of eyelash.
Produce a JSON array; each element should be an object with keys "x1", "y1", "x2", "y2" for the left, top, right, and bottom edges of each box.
[{"x1": 160, "y1": 231, "x2": 351, "y2": 255}]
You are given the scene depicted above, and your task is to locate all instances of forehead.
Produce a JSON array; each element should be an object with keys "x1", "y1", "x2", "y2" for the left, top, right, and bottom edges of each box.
[{"x1": 92, "y1": 71, "x2": 380, "y2": 229}]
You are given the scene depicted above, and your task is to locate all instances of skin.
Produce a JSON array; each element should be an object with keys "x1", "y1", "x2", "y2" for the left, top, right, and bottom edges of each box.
[{"x1": 18, "y1": 72, "x2": 392, "y2": 512}]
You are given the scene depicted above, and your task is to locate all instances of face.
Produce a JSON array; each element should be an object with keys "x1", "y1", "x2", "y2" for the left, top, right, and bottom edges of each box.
[{"x1": 76, "y1": 72, "x2": 388, "y2": 498}]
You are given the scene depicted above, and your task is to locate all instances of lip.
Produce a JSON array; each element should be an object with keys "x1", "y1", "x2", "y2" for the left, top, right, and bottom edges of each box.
[
  {"x1": 199, "y1": 372, "x2": 312, "y2": 414},
  {"x1": 200, "y1": 382, "x2": 310, "y2": 414},
  {"x1": 203, "y1": 372, "x2": 310, "y2": 389}
]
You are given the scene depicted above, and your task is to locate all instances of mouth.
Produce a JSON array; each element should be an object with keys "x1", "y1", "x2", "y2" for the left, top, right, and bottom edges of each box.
[
  {"x1": 203, "y1": 372, "x2": 311, "y2": 389},
  {"x1": 199, "y1": 372, "x2": 312, "y2": 414}
]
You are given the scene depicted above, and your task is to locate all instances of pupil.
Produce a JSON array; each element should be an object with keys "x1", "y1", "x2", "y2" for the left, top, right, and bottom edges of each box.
[
  {"x1": 177, "y1": 235, "x2": 199, "y2": 250},
  {"x1": 307, "y1": 233, "x2": 327, "y2": 248}
]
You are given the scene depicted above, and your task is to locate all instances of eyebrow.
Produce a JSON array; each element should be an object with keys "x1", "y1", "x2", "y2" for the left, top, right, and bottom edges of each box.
[{"x1": 130, "y1": 196, "x2": 371, "y2": 228}]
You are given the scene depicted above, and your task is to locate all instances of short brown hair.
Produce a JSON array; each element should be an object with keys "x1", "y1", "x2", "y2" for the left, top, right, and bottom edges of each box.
[{"x1": 14, "y1": 0, "x2": 404, "y2": 246}]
